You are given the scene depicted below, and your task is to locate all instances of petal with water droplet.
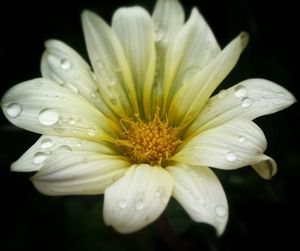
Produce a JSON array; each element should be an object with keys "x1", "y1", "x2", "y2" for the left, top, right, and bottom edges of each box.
[
  {"x1": 32, "y1": 151, "x2": 130, "y2": 195},
  {"x1": 11, "y1": 135, "x2": 119, "y2": 172},
  {"x1": 103, "y1": 164, "x2": 173, "y2": 233},
  {"x1": 187, "y1": 79, "x2": 296, "y2": 136},
  {"x1": 172, "y1": 119, "x2": 267, "y2": 170},
  {"x1": 167, "y1": 164, "x2": 228, "y2": 236},
  {"x1": 1, "y1": 78, "x2": 119, "y2": 141}
]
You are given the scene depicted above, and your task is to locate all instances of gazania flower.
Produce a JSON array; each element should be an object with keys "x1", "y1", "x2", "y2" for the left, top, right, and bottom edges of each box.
[{"x1": 1, "y1": 0, "x2": 295, "y2": 235}]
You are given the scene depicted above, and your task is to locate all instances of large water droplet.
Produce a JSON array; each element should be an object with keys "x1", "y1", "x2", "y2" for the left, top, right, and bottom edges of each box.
[
  {"x1": 60, "y1": 59, "x2": 72, "y2": 70},
  {"x1": 240, "y1": 97, "x2": 253, "y2": 108},
  {"x1": 118, "y1": 199, "x2": 127, "y2": 209},
  {"x1": 33, "y1": 152, "x2": 47, "y2": 164},
  {"x1": 234, "y1": 85, "x2": 247, "y2": 97},
  {"x1": 38, "y1": 109, "x2": 59, "y2": 126},
  {"x1": 226, "y1": 151, "x2": 237, "y2": 162},
  {"x1": 40, "y1": 138, "x2": 53, "y2": 149},
  {"x1": 215, "y1": 205, "x2": 227, "y2": 217},
  {"x1": 238, "y1": 135, "x2": 247, "y2": 143},
  {"x1": 6, "y1": 103, "x2": 22, "y2": 117},
  {"x1": 87, "y1": 127, "x2": 96, "y2": 136},
  {"x1": 135, "y1": 199, "x2": 144, "y2": 211}
]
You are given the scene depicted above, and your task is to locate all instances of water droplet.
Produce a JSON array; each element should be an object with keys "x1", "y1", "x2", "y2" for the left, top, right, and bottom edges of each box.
[
  {"x1": 65, "y1": 83, "x2": 78, "y2": 94},
  {"x1": 240, "y1": 97, "x2": 253, "y2": 108},
  {"x1": 76, "y1": 142, "x2": 83, "y2": 148},
  {"x1": 238, "y1": 136, "x2": 246, "y2": 143},
  {"x1": 110, "y1": 98, "x2": 117, "y2": 105},
  {"x1": 118, "y1": 199, "x2": 127, "y2": 209},
  {"x1": 60, "y1": 59, "x2": 72, "y2": 70},
  {"x1": 68, "y1": 117, "x2": 76, "y2": 125},
  {"x1": 218, "y1": 90, "x2": 227, "y2": 99},
  {"x1": 90, "y1": 91, "x2": 98, "y2": 99},
  {"x1": 33, "y1": 152, "x2": 47, "y2": 164},
  {"x1": 215, "y1": 205, "x2": 227, "y2": 217},
  {"x1": 234, "y1": 85, "x2": 247, "y2": 97},
  {"x1": 226, "y1": 151, "x2": 237, "y2": 162},
  {"x1": 135, "y1": 199, "x2": 144, "y2": 210},
  {"x1": 58, "y1": 145, "x2": 72, "y2": 152},
  {"x1": 38, "y1": 109, "x2": 59, "y2": 126},
  {"x1": 6, "y1": 103, "x2": 22, "y2": 117},
  {"x1": 155, "y1": 25, "x2": 164, "y2": 42},
  {"x1": 40, "y1": 138, "x2": 53, "y2": 149},
  {"x1": 87, "y1": 127, "x2": 96, "y2": 136}
]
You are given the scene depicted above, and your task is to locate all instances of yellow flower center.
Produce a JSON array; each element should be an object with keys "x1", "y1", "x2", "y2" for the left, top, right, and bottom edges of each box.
[{"x1": 118, "y1": 114, "x2": 182, "y2": 166}]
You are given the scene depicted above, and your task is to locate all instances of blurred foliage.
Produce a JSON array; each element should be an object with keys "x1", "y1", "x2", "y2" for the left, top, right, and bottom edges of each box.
[{"x1": 0, "y1": 0, "x2": 299, "y2": 250}]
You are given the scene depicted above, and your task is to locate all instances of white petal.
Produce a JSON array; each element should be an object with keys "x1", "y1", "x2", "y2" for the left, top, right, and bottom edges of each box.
[
  {"x1": 11, "y1": 135, "x2": 120, "y2": 172},
  {"x1": 168, "y1": 32, "x2": 248, "y2": 126},
  {"x1": 1, "y1": 78, "x2": 119, "y2": 141},
  {"x1": 172, "y1": 119, "x2": 267, "y2": 170},
  {"x1": 81, "y1": 11, "x2": 139, "y2": 117},
  {"x1": 41, "y1": 40, "x2": 116, "y2": 120},
  {"x1": 150, "y1": 0, "x2": 185, "y2": 116},
  {"x1": 167, "y1": 164, "x2": 228, "y2": 235},
  {"x1": 186, "y1": 78, "x2": 296, "y2": 136},
  {"x1": 252, "y1": 155, "x2": 277, "y2": 180},
  {"x1": 32, "y1": 151, "x2": 130, "y2": 195},
  {"x1": 112, "y1": 7, "x2": 156, "y2": 118},
  {"x1": 152, "y1": 0, "x2": 184, "y2": 46},
  {"x1": 103, "y1": 164, "x2": 173, "y2": 233}
]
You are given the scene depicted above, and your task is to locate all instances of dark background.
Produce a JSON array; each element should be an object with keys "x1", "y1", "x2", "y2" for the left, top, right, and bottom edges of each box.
[{"x1": 0, "y1": 0, "x2": 299, "y2": 250}]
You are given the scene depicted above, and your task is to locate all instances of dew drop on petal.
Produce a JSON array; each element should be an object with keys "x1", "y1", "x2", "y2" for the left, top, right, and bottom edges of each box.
[
  {"x1": 215, "y1": 205, "x2": 227, "y2": 217},
  {"x1": 135, "y1": 199, "x2": 144, "y2": 211},
  {"x1": 6, "y1": 103, "x2": 22, "y2": 117},
  {"x1": 234, "y1": 85, "x2": 247, "y2": 97},
  {"x1": 110, "y1": 98, "x2": 117, "y2": 105},
  {"x1": 33, "y1": 152, "x2": 47, "y2": 164},
  {"x1": 40, "y1": 138, "x2": 53, "y2": 149},
  {"x1": 226, "y1": 151, "x2": 237, "y2": 162},
  {"x1": 118, "y1": 199, "x2": 127, "y2": 209},
  {"x1": 90, "y1": 91, "x2": 98, "y2": 99},
  {"x1": 87, "y1": 127, "x2": 96, "y2": 136},
  {"x1": 38, "y1": 109, "x2": 59, "y2": 126},
  {"x1": 60, "y1": 59, "x2": 72, "y2": 70},
  {"x1": 57, "y1": 145, "x2": 72, "y2": 152},
  {"x1": 238, "y1": 135, "x2": 247, "y2": 143},
  {"x1": 240, "y1": 97, "x2": 253, "y2": 108},
  {"x1": 76, "y1": 142, "x2": 83, "y2": 148},
  {"x1": 68, "y1": 117, "x2": 76, "y2": 125}
]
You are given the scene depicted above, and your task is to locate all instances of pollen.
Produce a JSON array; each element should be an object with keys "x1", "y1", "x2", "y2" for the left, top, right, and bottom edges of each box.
[{"x1": 118, "y1": 114, "x2": 182, "y2": 166}]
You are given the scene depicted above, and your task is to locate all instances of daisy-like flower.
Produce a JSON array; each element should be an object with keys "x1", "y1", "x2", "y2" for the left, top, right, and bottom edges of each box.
[{"x1": 1, "y1": 0, "x2": 295, "y2": 235}]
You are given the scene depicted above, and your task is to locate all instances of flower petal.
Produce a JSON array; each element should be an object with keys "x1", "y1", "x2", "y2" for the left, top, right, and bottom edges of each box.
[
  {"x1": 167, "y1": 164, "x2": 228, "y2": 235},
  {"x1": 151, "y1": 0, "x2": 185, "y2": 113},
  {"x1": 112, "y1": 7, "x2": 156, "y2": 118},
  {"x1": 32, "y1": 151, "x2": 130, "y2": 195},
  {"x1": 168, "y1": 32, "x2": 248, "y2": 126},
  {"x1": 103, "y1": 164, "x2": 173, "y2": 233},
  {"x1": 81, "y1": 11, "x2": 139, "y2": 117},
  {"x1": 152, "y1": 0, "x2": 184, "y2": 46},
  {"x1": 252, "y1": 155, "x2": 277, "y2": 180},
  {"x1": 162, "y1": 8, "x2": 221, "y2": 114},
  {"x1": 11, "y1": 135, "x2": 120, "y2": 172},
  {"x1": 186, "y1": 78, "x2": 296, "y2": 136},
  {"x1": 172, "y1": 119, "x2": 267, "y2": 170},
  {"x1": 41, "y1": 39, "x2": 116, "y2": 120},
  {"x1": 1, "y1": 78, "x2": 119, "y2": 141}
]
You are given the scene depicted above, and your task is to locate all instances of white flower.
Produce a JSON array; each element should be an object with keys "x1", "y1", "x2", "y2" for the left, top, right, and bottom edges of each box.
[{"x1": 1, "y1": 0, "x2": 295, "y2": 235}]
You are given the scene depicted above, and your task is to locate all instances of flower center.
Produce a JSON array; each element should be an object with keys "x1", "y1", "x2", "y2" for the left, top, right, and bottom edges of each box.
[{"x1": 118, "y1": 115, "x2": 181, "y2": 166}]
